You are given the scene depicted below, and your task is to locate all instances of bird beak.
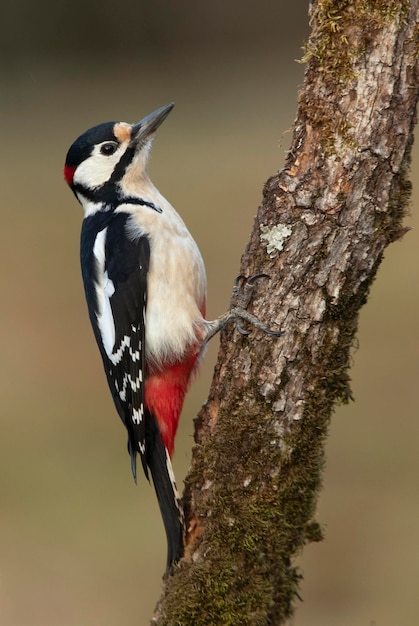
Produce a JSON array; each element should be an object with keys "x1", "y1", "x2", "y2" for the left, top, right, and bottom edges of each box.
[{"x1": 131, "y1": 103, "x2": 174, "y2": 145}]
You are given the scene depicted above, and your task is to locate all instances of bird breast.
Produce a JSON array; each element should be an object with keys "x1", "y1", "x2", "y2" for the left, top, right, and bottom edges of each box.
[{"x1": 120, "y1": 194, "x2": 207, "y2": 368}]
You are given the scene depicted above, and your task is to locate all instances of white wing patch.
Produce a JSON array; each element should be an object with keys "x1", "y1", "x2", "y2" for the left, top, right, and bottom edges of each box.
[
  {"x1": 109, "y1": 335, "x2": 131, "y2": 365},
  {"x1": 132, "y1": 405, "x2": 144, "y2": 427},
  {"x1": 117, "y1": 372, "x2": 143, "y2": 399},
  {"x1": 93, "y1": 228, "x2": 116, "y2": 356}
]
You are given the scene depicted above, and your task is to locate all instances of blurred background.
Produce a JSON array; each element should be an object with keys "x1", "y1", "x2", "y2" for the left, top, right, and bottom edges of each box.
[{"x1": 1, "y1": 2, "x2": 418, "y2": 625}]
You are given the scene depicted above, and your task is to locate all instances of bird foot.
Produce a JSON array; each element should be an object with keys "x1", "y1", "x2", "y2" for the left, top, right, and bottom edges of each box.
[
  {"x1": 203, "y1": 274, "x2": 283, "y2": 344},
  {"x1": 228, "y1": 274, "x2": 284, "y2": 336}
]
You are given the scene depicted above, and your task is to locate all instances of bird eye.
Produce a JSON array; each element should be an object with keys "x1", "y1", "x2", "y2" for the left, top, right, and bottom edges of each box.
[{"x1": 100, "y1": 142, "x2": 118, "y2": 156}]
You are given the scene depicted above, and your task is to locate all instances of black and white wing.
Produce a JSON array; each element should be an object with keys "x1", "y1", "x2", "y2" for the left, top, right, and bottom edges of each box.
[{"x1": 81, "y1": 211, "x2": 150, "y2": 480}]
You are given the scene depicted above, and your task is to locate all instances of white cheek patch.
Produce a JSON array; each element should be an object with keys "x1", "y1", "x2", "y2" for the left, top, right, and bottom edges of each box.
[
  {"x1": 93, "y1": 228, "x2": 116, "y2": 355},
  {"x1": 74, "y1": 144, "x2": 125, "y2": 189}
]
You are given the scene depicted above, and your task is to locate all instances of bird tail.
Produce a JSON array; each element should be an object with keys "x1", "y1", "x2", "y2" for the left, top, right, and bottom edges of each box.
[{"x1": 145, "y1": 412, "x2": 184, "y2": 568}]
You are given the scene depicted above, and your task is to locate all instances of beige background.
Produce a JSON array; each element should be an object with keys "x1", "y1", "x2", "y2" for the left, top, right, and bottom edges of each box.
[{"x1": 1, "y1": 2, "x2": 418, "y2": 624}]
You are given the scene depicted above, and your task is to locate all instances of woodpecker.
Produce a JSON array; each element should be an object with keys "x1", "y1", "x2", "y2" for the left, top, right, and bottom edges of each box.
[{"x1": 64, "y1": 103, "x2": 281, "y2": 568}]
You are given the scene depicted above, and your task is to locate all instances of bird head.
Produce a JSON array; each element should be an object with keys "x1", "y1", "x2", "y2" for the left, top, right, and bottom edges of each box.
[{"x1": 64, "y1": 103, "x2": 174, "y2": 207}]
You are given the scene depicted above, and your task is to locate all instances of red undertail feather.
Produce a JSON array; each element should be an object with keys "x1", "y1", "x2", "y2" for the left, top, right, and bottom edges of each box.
[{"x1": 145, "y1": 353, "x2": 199, "y2": 456}]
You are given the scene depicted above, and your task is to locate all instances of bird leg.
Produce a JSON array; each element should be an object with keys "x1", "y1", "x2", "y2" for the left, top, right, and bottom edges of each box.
[{"x1": 202, "y1": 274, "x2": 283, "y2": 346}]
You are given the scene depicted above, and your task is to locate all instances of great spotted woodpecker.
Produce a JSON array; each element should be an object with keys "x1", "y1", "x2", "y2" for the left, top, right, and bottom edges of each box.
[{"x1": 64, "y1": 103, "x2": 281, "y2": 568}]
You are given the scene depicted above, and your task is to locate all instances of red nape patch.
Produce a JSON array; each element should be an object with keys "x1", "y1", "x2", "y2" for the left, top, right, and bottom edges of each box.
[{"x1": 63, "y1": 164, "x2": 76, "y2": 185}]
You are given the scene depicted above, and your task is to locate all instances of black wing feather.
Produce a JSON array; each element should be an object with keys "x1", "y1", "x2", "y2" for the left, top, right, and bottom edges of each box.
[{"x1": 104, "y1": 214, "x2": 150, "y2": 479}]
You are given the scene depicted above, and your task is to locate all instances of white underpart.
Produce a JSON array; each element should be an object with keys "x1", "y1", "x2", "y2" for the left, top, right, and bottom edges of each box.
[
  {"x1": 119, "y1": 167, "x2": 207, "y2": 366},
  {"x1": 93, "y1": 227, "x2": 116, "y2": 355}
]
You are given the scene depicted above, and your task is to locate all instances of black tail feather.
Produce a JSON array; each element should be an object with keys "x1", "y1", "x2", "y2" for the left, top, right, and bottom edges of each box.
[{"x1": 145, "y1": 413, "x2": 184, "y2": 568}]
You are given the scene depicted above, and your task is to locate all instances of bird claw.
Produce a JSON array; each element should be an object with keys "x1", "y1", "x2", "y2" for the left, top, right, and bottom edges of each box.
[
  {"x1": 236, "y1": 321, "x2": 251, "y2": 336},
  {"x1": 262, "y1": 325, "x2": 284, "y2": 337},
  {"x1": 234, "y1": 274, "x2": 247, "y2": 287},
  {"x1": 230, "y1": 274, "x2": 283, "y2": 337},
  {"x1": 231, "y1": 273, "x2": 270, "y2": 309},
  {"x1": 201, "y1": 274, "x2": 283, "y2": 346},
  {"x1": 233, "y1": 273, "x2": 269, "y2": 288},
  {"x1": 247, "y1": 273, "x2": 270, "y2": 285}
]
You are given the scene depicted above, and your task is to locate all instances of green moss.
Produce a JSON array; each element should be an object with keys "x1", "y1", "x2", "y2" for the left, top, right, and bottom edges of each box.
[
  {"x1": 302, "y1": 1, "x2": 355, "y2": 83},
  {"x1": 161, "y1": 386, "x2": 328, "y2": 624},
  {"x1": 408, "y1": 22, "x2": 419, "y2": 59},
  {"x1": 374, "y1": 154, "x2": 413, "y2": 243},
  {"x1": 159, "y1": 251, "x2": 388, "y2": 623},
  {"x1": 300, "y1": 0, "x2": 408, "y2": 153},
  {"x1": 303, "y1": 0, "x2": 407, "y2": 71}
]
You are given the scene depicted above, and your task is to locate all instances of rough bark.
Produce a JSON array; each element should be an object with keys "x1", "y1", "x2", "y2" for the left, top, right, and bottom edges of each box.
[{"x1": 152, "y1": 1, "x2": 419, "y2": 624}]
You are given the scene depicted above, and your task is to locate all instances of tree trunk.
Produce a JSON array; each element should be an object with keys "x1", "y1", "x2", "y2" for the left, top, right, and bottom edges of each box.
[{"x1": 152, "y1": 1, "x2": 419, "y2": 624}]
